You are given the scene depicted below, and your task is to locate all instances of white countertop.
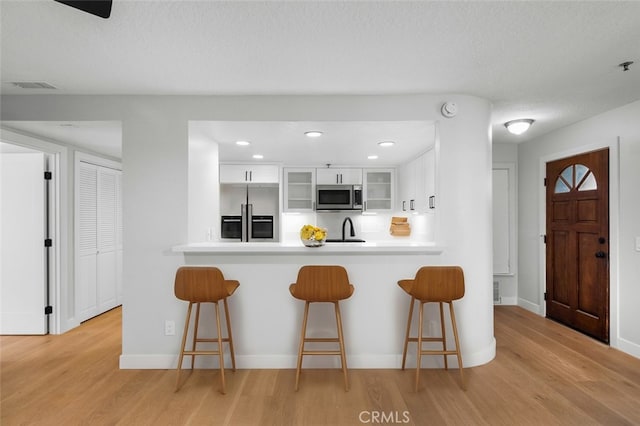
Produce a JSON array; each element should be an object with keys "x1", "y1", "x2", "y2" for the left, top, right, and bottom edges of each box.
[{"x1": 172, "y1": 241, "x2": 443, "y2": 255}]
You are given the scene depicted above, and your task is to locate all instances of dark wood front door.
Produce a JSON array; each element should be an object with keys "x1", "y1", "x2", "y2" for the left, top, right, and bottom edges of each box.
[{"x1": 545, "y1": 148, "x2": 609, "y2": 343}]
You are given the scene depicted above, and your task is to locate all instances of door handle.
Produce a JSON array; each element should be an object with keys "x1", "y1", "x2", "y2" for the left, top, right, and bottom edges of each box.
[{"x1": 595, "y1": 251, "x2": 606, "y2": 258}]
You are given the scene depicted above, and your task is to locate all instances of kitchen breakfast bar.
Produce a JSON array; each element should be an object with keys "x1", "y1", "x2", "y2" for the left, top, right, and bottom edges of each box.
[{"x1": 170, "y1": 241, "x2": 479, "y2": 370}]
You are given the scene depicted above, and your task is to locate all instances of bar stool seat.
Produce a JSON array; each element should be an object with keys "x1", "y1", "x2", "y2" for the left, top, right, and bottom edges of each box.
[
  {"x1": 398, "y1": 266, "x2": 465, "y2": 391},
  {"x1": 174, "y1": 266, "x2": 239, "y2": 394},
  {"x1": 289, "y1": 265, "x2": 354, "y2": 391}
]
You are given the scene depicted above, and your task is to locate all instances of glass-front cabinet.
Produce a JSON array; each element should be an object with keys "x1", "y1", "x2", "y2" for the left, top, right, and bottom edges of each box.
[
  {"x1": 283, "y1": 168, "x2": 316, "y2": 212},
  {"x1": 363, "y1": 169, "x2": 394, "y2": 212}
]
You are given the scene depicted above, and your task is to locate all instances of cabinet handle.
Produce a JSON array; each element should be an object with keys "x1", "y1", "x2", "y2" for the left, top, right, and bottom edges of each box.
[
  {"x1": 410, "y1": 199, "x2": 415, "y2": 210},
  {"x1": 245, "y1": 171, "x2": 248, "y2": 181},
  {"x1": 249, "y1": 171, "x2": 252, "y2": 181},
  {"x1": 429, "y1": 196, "x2": 435, "y2": 209},
  {"x1": 402, "y1": 201, "x2": 406, "y2": 211},
  {"x1": 364, "y1": 201, "x2": 367, "y2": 211}
]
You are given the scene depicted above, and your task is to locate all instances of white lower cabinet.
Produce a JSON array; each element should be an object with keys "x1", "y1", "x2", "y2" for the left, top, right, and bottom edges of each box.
[{"x1": 77, "y1": 161, "x2": 122, "y2": 322}]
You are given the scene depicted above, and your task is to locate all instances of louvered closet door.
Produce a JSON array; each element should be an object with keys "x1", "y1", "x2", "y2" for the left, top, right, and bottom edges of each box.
[
  {"x1": 116, "y1": 172, "x2": 123, "y2": 304},
  {"x1": 97, "y1": 168, "x2": 118, "y2": 313},
  {"x1": 78, "y1": 162, "x2": 120, "y2": 322},
  {"x1": 78, "y1": 163, "x2": 99, "y2": 321}
]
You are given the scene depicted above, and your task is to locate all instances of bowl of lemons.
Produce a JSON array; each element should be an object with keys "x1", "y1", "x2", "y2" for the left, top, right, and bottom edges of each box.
[{"x1": 300, "y1": 224, "x2": 327, "y2": 247}]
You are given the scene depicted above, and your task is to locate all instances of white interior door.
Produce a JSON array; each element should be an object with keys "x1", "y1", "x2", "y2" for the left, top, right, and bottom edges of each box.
[{"x1": 0, "y1": 152, "x2": 47, "y2": 334}]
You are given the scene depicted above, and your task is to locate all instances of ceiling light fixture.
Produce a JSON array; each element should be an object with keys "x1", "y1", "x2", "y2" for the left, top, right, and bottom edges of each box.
[
  {"x1": 368, "y1": 155, "x2": 378, "y2": 160},
  {"x1": 378, "y1": 141, "x2": 395, "y2": 147},
  {"x1": 236, "y1": 140, "x2": 250, "y2": 146},
  {"x1": 252, "y1": 154, "x2": 263, "y2": 159},
  {"x1": 304, "y1": 131, "x2": 323, "y2": 138},
  {"x1": 505, "y1": 119, "x2": 534, "y2": 135}
]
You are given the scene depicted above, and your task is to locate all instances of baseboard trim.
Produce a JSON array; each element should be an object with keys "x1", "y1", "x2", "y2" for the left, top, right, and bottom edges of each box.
[{"x1": 119, "y1": 341, "x2": 497, "y2": 369}]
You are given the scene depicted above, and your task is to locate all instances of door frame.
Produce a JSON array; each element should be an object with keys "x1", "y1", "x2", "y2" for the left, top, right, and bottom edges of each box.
[
  {"x1": 0, "y1": 128, "x2": 67, "y2": 334},
  {"x1": 538, "y1": 139, "x2": 620, "y2": 347}
]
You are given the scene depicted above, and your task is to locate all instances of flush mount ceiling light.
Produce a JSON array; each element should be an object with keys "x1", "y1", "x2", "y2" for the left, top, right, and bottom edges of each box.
[
  {"x1": 235, "y1": 140, "x2": 250, "y2": 146},
  {"x1": 304, "y1": 131, "x2": 323, "y2": 138},
  {"x1": 505, "y1": 119, "x2": 534, "y2": 135},
  {"x1": 368, "y1": 155, "x2": 379, "y2": 160},
  {"x1": 378, "y1": 141, "x2": 395, "y2": 147},
  {"x1": 252, "y1": 154, "x2": 264, "y2": 159}
]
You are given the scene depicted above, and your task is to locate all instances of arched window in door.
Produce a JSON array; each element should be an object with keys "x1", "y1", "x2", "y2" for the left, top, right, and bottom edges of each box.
[{"x1": 554, "y1": 163, "x2": 597, "y2": 194}]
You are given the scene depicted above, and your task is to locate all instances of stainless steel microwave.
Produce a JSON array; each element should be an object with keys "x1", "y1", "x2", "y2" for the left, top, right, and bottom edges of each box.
[{"x1": 316, "y1": 185, "x2": 363, "y2": 210}]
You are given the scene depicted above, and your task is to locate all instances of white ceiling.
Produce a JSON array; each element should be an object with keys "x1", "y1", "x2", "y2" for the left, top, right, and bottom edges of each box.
[{"x1": 1, "y1": 0, "x2": 639, "y2": 161}]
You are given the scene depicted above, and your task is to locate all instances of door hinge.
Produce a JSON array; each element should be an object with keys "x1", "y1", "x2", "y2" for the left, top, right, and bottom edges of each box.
[
  {"x1": 543, "y1": 235, "x2": 547, "y2": 244},
  {"x1": 44, "y1": 239, "x2": 53, "y2": 247},
  {"x1": 543, "y1": 178, "x2": 547, "y2": 186},
  {"x1": 44, "y1": 306, "x2": 53, "y2": 315},
  {"x1": 544, "y1": 292, "x2": 548, "y2": 301},
  {"x1": 44, "y1": 171, "x2": 52, "y2": 180}
]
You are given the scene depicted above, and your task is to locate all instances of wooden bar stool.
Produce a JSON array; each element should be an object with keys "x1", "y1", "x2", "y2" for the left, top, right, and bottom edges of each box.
[
  {"x1": 398, "y1": 266, "x2": 465, "y2": 391},
  {"x1": 289, "y1": 265, "x2": 355, "y2": 391},
  {"x1": 174, "y1": 266, "x2": 239, "y2": 394}
]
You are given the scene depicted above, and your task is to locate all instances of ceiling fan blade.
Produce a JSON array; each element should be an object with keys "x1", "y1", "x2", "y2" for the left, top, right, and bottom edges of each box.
[{"x1": 54, "y1": 1, "x2": 112, "y2": 19}]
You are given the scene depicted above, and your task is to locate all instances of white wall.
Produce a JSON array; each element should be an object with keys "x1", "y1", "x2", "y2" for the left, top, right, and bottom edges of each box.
[
  {"x1": 518, "y1": 100, "x2": 640, "y2": 358},
  {"x1": 0, "y1": 94, "x2": 496, "y2": 366}
]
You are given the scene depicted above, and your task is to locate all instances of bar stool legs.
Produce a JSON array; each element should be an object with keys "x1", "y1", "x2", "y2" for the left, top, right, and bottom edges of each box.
[
  {"x1": 295, "y1": 301, "x2": 349, "y2": 391},
  {"x1": 175, "y1": 299, "x2": 236, "y2": 394},
  {"x1": 401, "y1": 299, "x2": 465, "y2": 391}
]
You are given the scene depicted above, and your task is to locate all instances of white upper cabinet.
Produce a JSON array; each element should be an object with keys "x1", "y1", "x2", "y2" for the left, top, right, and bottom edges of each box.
[
  {"x1": 363, "y1": 169, "x2": 394, "y2": 212},
  {"x1": 316, "y1": 168, "x2": 362, "y2": 185},
  {"x1": 397, "y1": 147, "x2": 436, "y2": 214},
  {"x1": 220, "y1": 164, "x2": 280, "y2": 184},
  {"x1": 283, "y1": 168, "x2": 316, "y2": 212}
]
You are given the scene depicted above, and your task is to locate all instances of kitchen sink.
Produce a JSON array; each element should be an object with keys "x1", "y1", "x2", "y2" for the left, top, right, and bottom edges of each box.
[{"x1": 325, "y1": 238, "x2": 366, "y2": 243}]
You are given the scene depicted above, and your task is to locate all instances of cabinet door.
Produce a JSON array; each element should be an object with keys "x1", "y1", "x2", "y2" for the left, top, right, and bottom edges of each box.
[
  {"x1": 249, "y1": 164, "x2": 280, "y2": 183},
  {"x1": 423, "y1": 148, "x2": 436, "y2": 212},
  {"x1": 220, "y1": 164, "x2": 279, "y2": 183},
  {"x1": 363, "y1": 169, "x2": 394, "y2": 211},
  {"x1": 414, "y1": 155, "x2": 427, "y2": 212},
  {"x1": 339, "y1": 168, "x2": 363, "y2": 185},
  {"x1": 284, "y1": 168, "x2": 315, "y2": 211},
  {"x1": 398, "y1": 160, "x2": 417, "y2": 213},
  {"x1": 219, "y1": 164, "x2": 248, "y2": 183},
  {"x1": 316, "y1": 168, "x2": 362, "y2": 185}
]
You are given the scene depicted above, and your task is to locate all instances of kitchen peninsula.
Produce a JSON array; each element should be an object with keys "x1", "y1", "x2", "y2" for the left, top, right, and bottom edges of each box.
[{"x1": 172, "y1": 239, "x2": 450, "y2": 370}]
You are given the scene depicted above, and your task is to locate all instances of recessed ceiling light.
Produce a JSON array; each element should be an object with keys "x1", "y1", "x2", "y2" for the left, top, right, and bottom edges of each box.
[
  {"x1": 504, "y1": 119, "x2": 534, "y2": 135},
  {"x1": 368, "y1": 155, "x2": 379, "y2": 160},
  {"x1": 236, "y1": 140, "x2": 250, "y2": 146},
  {"x1": 252, "y1": 154, "x2": 264, "y2": 159},
  {"x1": 378, "y1": 141, "x2": 395, "y2": 147},
  {"x1": 304, "y1": 131, "x2": 323, "y2": 138}
]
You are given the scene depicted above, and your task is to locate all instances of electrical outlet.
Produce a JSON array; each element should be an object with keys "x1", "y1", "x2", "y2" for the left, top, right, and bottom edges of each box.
[{"x1": 164, "y1": 320, "x2": 175, "y2": 336}]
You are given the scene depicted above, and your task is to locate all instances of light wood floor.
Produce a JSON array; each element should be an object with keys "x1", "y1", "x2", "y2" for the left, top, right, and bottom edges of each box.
[{"x1": 2, "y1": 306, "x2": 640, "y2": 425}]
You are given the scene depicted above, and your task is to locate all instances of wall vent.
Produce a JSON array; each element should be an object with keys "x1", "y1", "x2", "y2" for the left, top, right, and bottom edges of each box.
[
  {"x1": 11, "y1": 81, "x2": 57, "y2": 90},
  {"x1": 493, "y1": 281, "x2": 501, "y2": 304}
]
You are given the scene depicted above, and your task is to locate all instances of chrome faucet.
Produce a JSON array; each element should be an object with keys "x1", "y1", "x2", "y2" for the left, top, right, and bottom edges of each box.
[{"x1": 342, "y1": 217, "x2": 356, "y2": 241}]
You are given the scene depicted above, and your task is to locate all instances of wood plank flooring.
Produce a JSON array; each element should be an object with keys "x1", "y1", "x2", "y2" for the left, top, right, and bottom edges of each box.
[{"x1": 2, "y1": 306, "x2": 640, "y2": 425}]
